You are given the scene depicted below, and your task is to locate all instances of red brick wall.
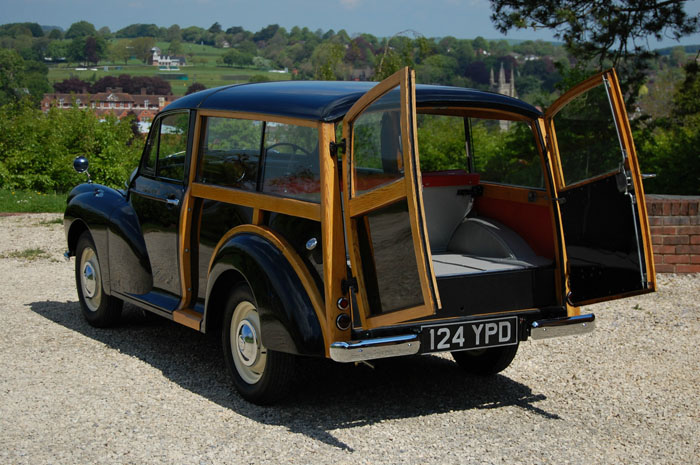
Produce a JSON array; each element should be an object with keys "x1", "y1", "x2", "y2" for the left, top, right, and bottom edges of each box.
[{"x1": 646, "y1": 195, "x2": 700, "y2": 273}]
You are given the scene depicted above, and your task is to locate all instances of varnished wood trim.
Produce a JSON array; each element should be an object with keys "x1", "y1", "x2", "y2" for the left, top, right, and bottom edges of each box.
[
  {"x1": 419, "y1": 106, "x2": 534, "y2": 122},
  {"x1": 191, "y1": 183, "x2": 321, "y2": 221},
  {"x1": 319, "y1": 123, "x2": 349, "y2": 353},
  {"x1": 341, "y1": 67, "x2": 437, "y2": 329},
  {"x1": 405, "y1": 70, "x2": 440, "y2": 310},
  {"x1": 197, "y1": 109, "x2": 318, "y2": 128},
  {"x1": 251, "y1": 208, "x2": 265, "y2": 225},
  {"x1": 545, "y1": 70, "x2": 608, "y2": 119},
  {"x1": 604, "y1": 70, "x2": 656, "y2": 289},
  {"x1": 173, "y1": 308, "x2": 203, "y2": 330},
  {"x1": 207, "y1": 224, "x2": 327, "y2": 346},
  {"x1": 176, "y1": 112, "x2": 201, "y2": 311},
  {"x1": 535, "y1": 118, "x2": 564, "y2": 308},
  {"x1": 480, "y1": 183, "x2": 550, "y2": 206},
  {"x1": 347, "y1": 179, "x2": 405, "y2": 217}
]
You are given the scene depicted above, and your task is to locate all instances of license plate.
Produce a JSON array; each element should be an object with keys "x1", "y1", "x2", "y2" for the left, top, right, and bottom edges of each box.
[{"x1": 421, "y1": 316, "x2": 518, "y2": 353}]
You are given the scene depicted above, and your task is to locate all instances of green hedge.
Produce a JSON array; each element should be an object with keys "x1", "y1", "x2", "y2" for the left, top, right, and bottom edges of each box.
[{"x1": 0, "y1": 100, "x2": 143, "y2": 192}]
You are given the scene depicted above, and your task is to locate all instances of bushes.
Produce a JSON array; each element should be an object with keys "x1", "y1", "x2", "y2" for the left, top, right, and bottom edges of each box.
[{"x1": 0, "y1": 99, "x2": 143, "y2": 192}]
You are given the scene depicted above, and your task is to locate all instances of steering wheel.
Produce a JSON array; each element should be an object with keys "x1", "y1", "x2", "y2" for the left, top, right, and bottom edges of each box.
[
  {"x1": 223, "y1": 155, "x2": 247, "y2": 184},
  {"x1": 266, "y1": 142, "x2": 312, "y2": 157},
  {"x1": 266, "y1": 142, "x2": 313, "y2": 175}
]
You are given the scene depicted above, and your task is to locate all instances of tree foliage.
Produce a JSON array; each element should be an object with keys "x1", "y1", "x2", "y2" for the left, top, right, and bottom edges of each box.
[
  {"x1": 0, "y1": 99, "x2": 143, "y2": 191},
  {"x1": 490, "y1": 0, "x2": 700, "y2": 68}
]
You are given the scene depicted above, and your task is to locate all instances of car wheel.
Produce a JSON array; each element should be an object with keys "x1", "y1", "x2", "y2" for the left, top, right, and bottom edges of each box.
[
  {"x1": 222, "y1": 284, "x2": 297, "y2": 405},
  {"x1": 75, "y1": 232, "x2": 122, "y2": 327},
  {"x1": 451, "y1": 343, "x2": 519, "y2": 375}
]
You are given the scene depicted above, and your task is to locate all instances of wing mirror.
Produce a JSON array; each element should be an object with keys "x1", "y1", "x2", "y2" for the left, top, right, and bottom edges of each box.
[{"x1": 73, "y1": 156, "x2": 92, "y2": 183}]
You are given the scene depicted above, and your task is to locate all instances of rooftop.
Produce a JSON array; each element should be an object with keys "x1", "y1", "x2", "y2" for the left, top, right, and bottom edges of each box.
[{"x1": 164, "y1": 80, "x2": 542, "y2": 122}]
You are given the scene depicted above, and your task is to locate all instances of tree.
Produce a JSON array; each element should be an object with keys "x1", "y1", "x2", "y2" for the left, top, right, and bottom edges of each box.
[
  {"x1": 222, "y1": 49, "x2": 253, "y2": 67},
  {"x1": 131, "y1": 37, "x2": 155, "y2": 63},
  {"x1": 186, "y1": 82, "x2": 206, "y2": 95},
  {"x1": 167, "y1": 39, "x2": 183, "y2": 56},
  {"x1": 208, "y1": 22, "x2": 222, "y2": 34},
  {"x1": 53, "y1": 77, "x2": 90, "y2": 93},
  {"x1": 490, "y1": 0, "x2": 700, "y2": 68},
  {"x1": 0, "y1": 49, "x2": 26, "y2": 105},
  {"x1": 166, "y1": 24, "x2": 182, "y2": 42},
  {"x1": 65, "y1": 20, "x2": 96, "y2": 39},
  {"x1": 109, "y1": 40, "x2": 131, "y2": 64}
]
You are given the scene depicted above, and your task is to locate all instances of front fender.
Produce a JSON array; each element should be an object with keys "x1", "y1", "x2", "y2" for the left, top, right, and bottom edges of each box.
[
  {"x1": 206, "y1": 232, "x2": 325, "y2": 357},
  {"x1": 64, "y1": 183, "x2": 152, "y2": 295},
  {"x1": 65, "y1": 183, "x2": 123, "y2": 294}
]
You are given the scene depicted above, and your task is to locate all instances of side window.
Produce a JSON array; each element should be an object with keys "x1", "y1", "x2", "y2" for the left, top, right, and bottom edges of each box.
[
  {"x1": 142, "y1": 111, "x2": 189, "y2": 181},
  {"x1": 351, "y1": 95, "x2": 404, "y2": 195},
  {"x1": 417, "y1": 114, "x2": 467, "y2": 172},
  {"x1": 262, "y1": 123, "x2": 320, "y2": 202},
  {"x1": 472, "y1": 119, "x2": 544, "y2": 188},
  {"x1": 551, "y1": 83, "x2": 623, "y2": 186},
  {"x1": 198, "y1": 117, "x2": 262, "y2": 191}
]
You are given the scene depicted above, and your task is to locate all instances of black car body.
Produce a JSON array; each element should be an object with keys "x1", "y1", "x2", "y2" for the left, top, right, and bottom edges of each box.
[{"x1": 65, "y1": 68, "x2": 655, "y2": 404}]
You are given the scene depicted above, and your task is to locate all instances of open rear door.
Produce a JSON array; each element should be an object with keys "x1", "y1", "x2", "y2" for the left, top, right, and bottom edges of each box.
[
  {"x1": 545, "y1": 69, "x2": 656, "y2": 306},
  {"x1": 341, "y1": 67, "x2": 439, "y2": 329}
]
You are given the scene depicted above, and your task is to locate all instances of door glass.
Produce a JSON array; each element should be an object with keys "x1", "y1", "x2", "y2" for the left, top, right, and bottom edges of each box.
[
  {"x1": 552, "y1": 84, "x2": 622, "y2": 185},
  {"x1": 351, "y1": 89, "x2": 403, "y2": 195},
  {"x1": 198, "y1": 117, "x2": 262, "y2": 191},
  {"x1": 262, "y1": 123, "x2": 320, "y2": 202},
  {"x1": 357, "y1": 200, "x2": 423, "y2": 314},
  {"x1": 157, "y1": 113, "x2": 189, "y2": 181}
]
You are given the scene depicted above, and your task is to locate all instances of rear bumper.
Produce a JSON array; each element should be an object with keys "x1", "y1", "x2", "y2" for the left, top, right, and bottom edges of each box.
[
  {"x1": 530, "y1": 313, "x2": 595, "y2": 340},
  {"x1": 329, "y1": 313, "x2": 595, "y2": 363},
  {"x1": 329, "y1": 334, "x2": 420, "y2": 363}
]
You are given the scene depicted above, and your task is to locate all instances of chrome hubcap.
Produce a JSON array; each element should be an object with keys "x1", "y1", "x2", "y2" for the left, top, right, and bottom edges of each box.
[
  {"x1": 82, "y1": 262, "x2": 96, "y2": 298},
  {"x1": 79, "y1": 247, "x2": 102, "y2": 312},
  {"x1": 229, "y1": 300, "x2": 266, "y2": 384},
  {"x1": 236, "y1": 320, "x2": 258, "y2": 367}
]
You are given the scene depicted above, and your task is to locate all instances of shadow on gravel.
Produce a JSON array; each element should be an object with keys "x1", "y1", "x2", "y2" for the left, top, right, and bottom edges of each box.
[{"x1": 30, "y1": 300, "x2": 560, "y2": 451}]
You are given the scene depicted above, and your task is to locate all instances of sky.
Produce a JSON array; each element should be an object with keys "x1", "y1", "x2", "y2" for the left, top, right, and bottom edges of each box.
[{"x1": 2, "y1": 0, "x2": 700, "y2": 48}]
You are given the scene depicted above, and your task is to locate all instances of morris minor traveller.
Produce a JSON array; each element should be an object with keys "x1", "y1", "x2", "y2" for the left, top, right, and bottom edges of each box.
[{"x1": 64, "y1": 68, "x2": 655, "y2": 404}]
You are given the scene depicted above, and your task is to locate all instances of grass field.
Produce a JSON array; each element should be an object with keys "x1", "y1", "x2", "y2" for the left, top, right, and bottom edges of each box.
[
  {"x1": 0, "y1": 189, "x2": 67, "y2": 213},
  {"x1": 47, "y1": 42, "x2": 291, "y2": 96}
]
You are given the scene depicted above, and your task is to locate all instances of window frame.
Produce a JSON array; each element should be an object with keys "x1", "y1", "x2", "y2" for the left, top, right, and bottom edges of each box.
[{"x1": 138, "y1": 109, "x2": 191, "y2": 184}]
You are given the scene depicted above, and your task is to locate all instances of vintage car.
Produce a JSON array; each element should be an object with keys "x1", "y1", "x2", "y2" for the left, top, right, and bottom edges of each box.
[{"x1": 64, "y1": 68, "x2": 655, "y2": 404}]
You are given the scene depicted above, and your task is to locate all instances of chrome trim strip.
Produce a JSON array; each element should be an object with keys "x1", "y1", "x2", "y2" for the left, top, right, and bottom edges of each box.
[
  {"x1": 530, "y1": 314, "x2": 595, "y2": 340},
  {"x1": 329, "y1": 334, "x2": 420, "y2": 363}
]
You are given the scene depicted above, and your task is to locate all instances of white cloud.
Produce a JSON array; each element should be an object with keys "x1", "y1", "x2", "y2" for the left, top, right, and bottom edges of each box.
[{"x1": 340, "y1": 0, "x2": 361, "y2": 9}]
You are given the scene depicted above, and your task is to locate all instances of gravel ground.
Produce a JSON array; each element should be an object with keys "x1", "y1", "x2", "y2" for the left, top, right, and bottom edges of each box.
[{"x1": 1, "y1": 213, "x2": 698, "y2": 465}]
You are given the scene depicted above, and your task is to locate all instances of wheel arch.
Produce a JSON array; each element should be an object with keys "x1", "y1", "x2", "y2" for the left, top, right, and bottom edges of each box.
[{"x1": 204, "y1": 226, "x2": 327, "y2": 357}]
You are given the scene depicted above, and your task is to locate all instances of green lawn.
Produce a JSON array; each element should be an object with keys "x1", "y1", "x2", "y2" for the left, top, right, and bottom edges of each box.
[
  {"x1": 0, "y1": 189, "x2": 67, "y2": 213},
  {"x1": 48, "y1": 44, "x2": 291, "y2": 97}
]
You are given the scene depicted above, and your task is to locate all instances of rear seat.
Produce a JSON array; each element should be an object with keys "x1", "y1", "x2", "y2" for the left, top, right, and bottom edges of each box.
[{"x1": 422, "y1": 170, "x2": 480, "y2": 252}]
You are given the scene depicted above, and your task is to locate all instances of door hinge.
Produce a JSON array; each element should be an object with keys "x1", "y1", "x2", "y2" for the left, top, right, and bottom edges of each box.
[
  {"x1": 341, "y1": 276, "x2": 358, "y2": 294},
  {"x1": 330, "y1": 139, "x2": 346, "y2": 157}
]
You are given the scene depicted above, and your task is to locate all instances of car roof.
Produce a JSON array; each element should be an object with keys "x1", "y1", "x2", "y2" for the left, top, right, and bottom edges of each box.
[{"x1": 165, "y1": 80, "x2": 542, "y2": 122}]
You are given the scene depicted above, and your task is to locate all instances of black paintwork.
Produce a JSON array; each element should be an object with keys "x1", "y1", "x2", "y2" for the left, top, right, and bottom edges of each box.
[
  {"x1": 559, "y1": 173, "x2": 647, "y2": 304},
  {"x1": 206, "y1": 233, "x2": 325, "y2": 356},
  {"x1": 165, "y1": 81, "x2": 543, "y2": 122}
]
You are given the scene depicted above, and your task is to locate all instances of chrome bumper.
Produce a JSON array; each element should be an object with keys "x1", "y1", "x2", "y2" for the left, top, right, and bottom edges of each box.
[
  {"x1": 329, "y1": 334, "x2": 420, "y2": 363},
  {"x1": 530, "y1": 314, "x2": 595, "y2": 340}
]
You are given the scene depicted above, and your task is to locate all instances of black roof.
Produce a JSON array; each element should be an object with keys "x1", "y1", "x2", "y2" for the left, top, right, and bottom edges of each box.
[{"x1": 165, "y1": 80, "x2": 542, "y2": 122}]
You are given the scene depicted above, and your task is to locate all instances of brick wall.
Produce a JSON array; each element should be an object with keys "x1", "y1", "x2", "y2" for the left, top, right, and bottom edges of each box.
[{"x1": 646, "y1": 195, "x2": 700, "y2": 273}]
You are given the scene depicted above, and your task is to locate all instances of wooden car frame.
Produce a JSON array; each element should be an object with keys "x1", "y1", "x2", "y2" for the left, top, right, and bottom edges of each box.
[{"x1": 65, "y1": 68, "x2": 655, "y2": 404}]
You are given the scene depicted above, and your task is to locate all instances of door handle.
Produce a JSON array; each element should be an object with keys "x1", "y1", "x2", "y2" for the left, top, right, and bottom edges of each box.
[{"x1": 166, "y1": 196, "x2": 180, "y2": 207}]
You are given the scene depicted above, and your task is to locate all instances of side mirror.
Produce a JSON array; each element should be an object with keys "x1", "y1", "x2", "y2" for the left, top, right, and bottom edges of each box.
[
  {"x1": 73, "y1": 156, "x2": 92, "y2": 183},
  {"x1": 73, "y1": 156, "x2": 89, "y2": 173}
]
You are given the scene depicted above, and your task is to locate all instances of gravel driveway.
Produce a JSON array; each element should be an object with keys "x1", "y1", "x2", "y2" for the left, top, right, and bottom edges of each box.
[{"x1": 1, "y1": 213, "x2": 698, "y2": 464}]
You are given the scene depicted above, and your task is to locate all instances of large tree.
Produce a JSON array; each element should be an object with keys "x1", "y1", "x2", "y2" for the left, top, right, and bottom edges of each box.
[{"x1": 490, "y1": 0, "x2": 699, "y2": 67}]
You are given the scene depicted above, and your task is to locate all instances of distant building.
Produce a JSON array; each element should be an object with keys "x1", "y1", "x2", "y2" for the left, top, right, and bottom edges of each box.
[
  {"x1": 150, "y1": 47, "x2": 186, "y2": 68},
  {"x1": 41, "y1": 88, "x2": 177, "y2": 130},
  {"x1": 490, "y1": 63, "x2": 517, "y2": 130}
]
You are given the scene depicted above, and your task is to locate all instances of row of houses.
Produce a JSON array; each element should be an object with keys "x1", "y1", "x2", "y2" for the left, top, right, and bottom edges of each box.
[{"x1": 41, "y1": 88, "x2": 178, "y2": 130}]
